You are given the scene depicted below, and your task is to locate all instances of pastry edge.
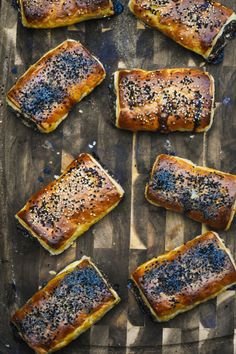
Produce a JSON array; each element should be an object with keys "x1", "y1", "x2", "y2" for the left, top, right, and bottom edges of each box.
[
  {"x1": 6, "y1": 95, "x2": 70, "y2": 133},
  {"x1": 114, "y1": 70, "x2": 121, "y2": 129},
  {"x1": 205, "y1": 12, "x2": 236, "y2": 61}
]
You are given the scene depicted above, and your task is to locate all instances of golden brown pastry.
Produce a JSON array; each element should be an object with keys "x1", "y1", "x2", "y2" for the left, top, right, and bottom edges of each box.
[
  {"x1": 7, "y1": 40, "x2": 106, "y2": 133},
  {"x1": 113, "y1": 68, "x2": 215, "y2": 132},
  {"x1": 129, "y1": 0, "x2": 236, "y2": 63},
  {"x1": 145, "y1": 154, "x2": 236, "y2": 230},
  {"x1": 12, "y1": 256, "x2": 120, "y2": 353},
  {"x1": 16, "y1": 153, "x2": 124, "y2": 255},
  {"x1": 18, "y1": 0, "x2": 115, "y2": 28},
  {"x1": 129, "y1": 231, "x2": 236, "y2": 322}
]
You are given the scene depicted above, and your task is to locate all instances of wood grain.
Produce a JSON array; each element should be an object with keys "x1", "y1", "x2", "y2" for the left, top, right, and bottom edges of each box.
[{"x1": 0, "y1": 0, "x2": 236, "y2": 353}]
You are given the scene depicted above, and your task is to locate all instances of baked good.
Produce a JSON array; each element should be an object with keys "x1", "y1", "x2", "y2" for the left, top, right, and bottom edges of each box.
[
  {"x1": 145, "y1": 154, "x2": 236, "y2": 230},
  {"x1": 128, "y1": 0, "x2": 236, "y2": 63},
  {"x1": 16, "y1": 153, "x2": 124, "y2": 255},
  {"x1": 129, "y1": 231, "x2": 236, "y2": 322},
  {"x1": 18, "y1": 0, "x2": 115, "y2": 28},
  {"x1": 113, "y1": 68, "x2": 215, "y2": 132},
  {"x1": 7, "y1": 40, "x2": 106, "y2": 133},
  {"x1": 11, "y1": 256, "x2": 120, "y2": 353}
]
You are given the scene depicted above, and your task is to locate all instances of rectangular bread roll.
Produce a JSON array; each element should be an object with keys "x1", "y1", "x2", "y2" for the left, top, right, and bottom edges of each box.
[
  {"x1": 129, "y1": 0, "x2": 236, "y2": 63},
  {"x1": 7, "y1": 40, "x2": 106, "y2": 133},
  {"x1": 113, "y1": 68, "x2": 215, "y2": 132},
  {"x1": 16, "y1": 153, "x2": 124, "y2": 255},
  {"x1": 129, "y1": 231, "x2": 236, "y2": 322},
  {"x1": 12, "y1": 256, "x2": 120, "y2": 354},
  {"x1": 145, "y1": 154, "x2": 236, "y2": 230},
  {"x1": 18, "y1": 0, "x2": 115, "y2": 28}
]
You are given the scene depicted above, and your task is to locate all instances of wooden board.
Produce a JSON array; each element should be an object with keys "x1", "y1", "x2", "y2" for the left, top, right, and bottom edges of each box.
[{"x1": 0, "y1": 0, "x2": 236, "y2": 353}]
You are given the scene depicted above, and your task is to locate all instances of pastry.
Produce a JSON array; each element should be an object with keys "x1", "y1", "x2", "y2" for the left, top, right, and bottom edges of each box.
[
  {"x1": 18, "y1": 0, "x2": 115, "y2": 28},
  {"x1": 145, "y1": 154, "x2": 236, "y2": 230},
  {"x1": 129, "y1": 0, "x2": 236, "y2": 63},
  {"x1": 113, "y1": 68, "x2": 215, "y2": 132},
  {"x1": 12, "y1": 256, "x2": 120, "y2": 353},
  {"x1": 129, "y1": 231, "x2": 236, "y2": 322},
  {"x1": 7, "y1": 40, "x2": 106, "y2": 133},
  {"x1": 16, "y1": 153, "x2": 124, "y2": 255}
]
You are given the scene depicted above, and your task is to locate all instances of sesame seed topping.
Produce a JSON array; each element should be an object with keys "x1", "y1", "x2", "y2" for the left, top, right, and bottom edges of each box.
[
  {"x1": 17, "y1": 48, "x2": 96, "y2": 122},
  {"x1": 15, "y1": 261, "x2": 114, "y2": 349},
  {"x1": 148, "y1": 157, "x2": 235, "y2": 226},
  {"x1": 22, "y1": 0, "x2": 113, "y2": 23},
  {"x1": 119, "y1": 69, "x2": 213, "y2": 132},
  {"x1": 20, "y1": 155, "x2": 121, "y2": 248},
  {"x1": 137, "y1": 236, "x2": 231, "y2": 311},
  {"x1": 140, "y1": 0, "x2": 228, "y2": 38}
]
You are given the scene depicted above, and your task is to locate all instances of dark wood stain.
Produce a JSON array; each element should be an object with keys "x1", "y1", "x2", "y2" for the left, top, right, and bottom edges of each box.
[{"x1": 0, "y1": 0, "x2": 236, "y2": 353}]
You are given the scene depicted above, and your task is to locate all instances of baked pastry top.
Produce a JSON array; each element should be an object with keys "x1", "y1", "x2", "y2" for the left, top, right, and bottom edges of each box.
[
  {"x1": 130, "y1": 231, "x2": 236, "y2": 322},
  {"x1": 114, "y1": 68, "x2": 215, "y2": 132},
  {"x1": 18, "y1": 0, "x2": 115, "y2": 28},
  {"x1": 7, "y1": 40, "x2": 106, "y2": 133},
  {"x1": 16, "y1": 153, "x2": 124, "y2": 255},
  {"x1": 145, "y1": 154, "x2": 236, "y2": 230},
  {"x1": 12, "y1": 257, "x2": 120, "y2": 354},
  {"x1": 129, "y1": 0, "x2": 236, "y2": 63}
]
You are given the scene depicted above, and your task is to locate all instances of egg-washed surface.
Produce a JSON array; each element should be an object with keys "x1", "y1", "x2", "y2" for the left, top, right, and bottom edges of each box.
[
  {"x1": 12, "y1": 258, "x2": 119, "y2": 353},
  {"x1": 131, "y1": 232, "x2": 236, "y2": 321},
  {"x1": 115, "y1": 69, "x2": 214, "y2": 132},
  {"x1": 129, "y1": 0, "x2": 236, "y2": 61},
  {"x1": 19, "y1": 0, "x2": 115, "y2": 28},
  {"x1": 146, "y1": 154, "x2": 236, "y2": 230},
  {"x1": 7, "y1": 40, "x2": 105, "y2": 133},
  {"x1": 16, "y1": 153, "x2": 124, "y2": 254}
]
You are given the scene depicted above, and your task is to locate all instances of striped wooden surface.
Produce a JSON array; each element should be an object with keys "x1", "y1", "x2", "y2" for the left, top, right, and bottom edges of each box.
[{"x1": 0, "y1": 0, "x2": 236, "y2": 353}]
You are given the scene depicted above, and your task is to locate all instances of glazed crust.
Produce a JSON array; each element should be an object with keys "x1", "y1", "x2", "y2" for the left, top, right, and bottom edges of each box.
[
  {"x1": 145, "y1": 154, "x2": 236, "y2": 230},
  {"x1": 114, "y1": 68, "x2": 215, "y2": 133},
  {"x1": 19, "y1": 0, "x2": 114, "y2": 28},
  {"x1": 16, "y1": 153, "x2": 124, "y2": 255},
  {"x1": 7, "y1": 40, "x2": 106, "y2": 133},
  {"x1": 130, "y1": 231, "x2": 236, "y2": 322},
  {"x1": 128, "y1": 0, "x2": 236, "y2": 61},
  {"x1": 11, "y1": 257, "x2": 120, "y2": 354}
]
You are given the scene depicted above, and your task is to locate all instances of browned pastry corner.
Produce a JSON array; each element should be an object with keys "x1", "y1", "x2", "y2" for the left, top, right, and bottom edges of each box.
[
  {"x1": 11, "y1": 257, "x2": 120, "y2": 353},
  {"x1": 18, "y1": 0, "x2": 115, "y2": 28},
  {"x1": 130, "y1": 231, "x2": 236, "y2": 322},
  {"x1": 129, "y1": 0, "x2": 236, "y2": 63},
  {"x1": 114, "y1": 68, "x2": 215, "y2": 132},
  {"x1": 7, "y1": 40, "x2": 106, "y2": 133},
  {"x1": 16, "y1": 153, "x2": 124, "y2": 255},
  {"x1": 145, "y1": 154, "x2": 236, "y2": 230}
]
